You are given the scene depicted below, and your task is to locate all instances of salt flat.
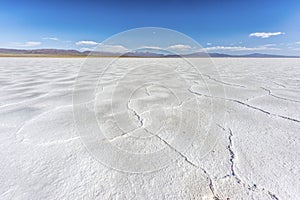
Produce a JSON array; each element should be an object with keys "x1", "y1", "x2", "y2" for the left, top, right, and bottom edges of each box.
[{"x1": 0, "y1": 57, "x2": 299, "y2": 199}]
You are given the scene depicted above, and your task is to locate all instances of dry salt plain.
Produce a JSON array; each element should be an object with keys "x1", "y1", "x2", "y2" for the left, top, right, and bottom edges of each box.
[{"x1": 0, "y1": 57, "x2": 299, "y2": 200}]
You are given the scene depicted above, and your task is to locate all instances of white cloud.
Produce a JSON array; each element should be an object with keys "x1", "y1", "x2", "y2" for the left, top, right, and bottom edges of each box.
[
  {"x1": 97, "y1": 44, "x2": 129, "y2": 53},
  {"x1": 263, "y1": 43, "x2": 276, "y2": 47},
  {"x1": 296, "y1": 42, "x2": 300, "y2": 44},
  {"x1": 140, "y1": 45, "x2": 196, "y2": 52},
  {"x1": 76, "y1": 40, "x2": 98, "y2": 46},
  {"x1": 204, "y1": 45, "x2": 280, "y2": 51},
  {"x1": 42, "y1": 37, "x2": 59, "y2": 41},
  {"x1": 76, "y1": 42, "x2": 128, "y2": 53},
  {"x1": 139, "y1": 46, "x2": 163, "y2": 50},
  {"x1": 167, "y1": 44, "x2": 192, "y2": 52},
  {"x1": 15, "y1": 41, "x2": 41, "y2": 47},
  {"x1": 249, "y1": 32, "x2": 285, "y2": 38},
  {"x1": 80, "y1": 47, "x2": 95, "y2": 52},
  {"x1": 206, "y1": 43, "x2": 212, "y2": 46},
  {"x1": 135, "y1": 44, "x2": 194, "y2": 53},
  {"x1": 167, "y1": 44, "x2": 192, "y2": 51}
]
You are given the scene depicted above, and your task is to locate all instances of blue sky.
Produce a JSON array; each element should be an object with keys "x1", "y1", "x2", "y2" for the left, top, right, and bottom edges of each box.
[{"x1": 1, "y1": 0, "x2": 300, "y2": 55}]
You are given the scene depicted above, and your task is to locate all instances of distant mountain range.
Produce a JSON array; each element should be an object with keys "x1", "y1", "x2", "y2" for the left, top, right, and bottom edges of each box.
[{"x1": 0, "y1": 48, "x2": 299, "y2": 58}]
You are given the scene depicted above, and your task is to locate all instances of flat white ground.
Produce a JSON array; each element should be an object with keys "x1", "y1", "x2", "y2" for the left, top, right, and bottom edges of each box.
[{"x1": 0, "y1": 58, "x2": 299, "y2": 199}]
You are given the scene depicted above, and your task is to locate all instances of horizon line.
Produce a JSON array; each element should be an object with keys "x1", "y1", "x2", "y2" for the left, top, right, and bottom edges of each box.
[{"x1": 0, "y1": 47, "x2": 299, "y2": 58}]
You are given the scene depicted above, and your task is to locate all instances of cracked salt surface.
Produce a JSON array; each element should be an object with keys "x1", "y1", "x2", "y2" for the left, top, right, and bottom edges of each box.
[{"x1": 0, "y1": 58, "x2": 299, "y2": 199}]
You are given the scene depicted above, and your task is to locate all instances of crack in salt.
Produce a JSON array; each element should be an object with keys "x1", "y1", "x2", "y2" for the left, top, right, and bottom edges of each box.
[
  {"x1": 127, "y1": 99, "x2": 144, "y2": 128},
  {"x1": 216, "y1": 125, "x2": 238, "y2": 177},
  {"x1": 268, "y1": 191, "x2": 279, "y2": 200},
  {"x1": 148, "y1": 130, "x2": 198, "y2": 167},
  {"x1": 127, "y1": 98, "x2": 197, "y2": 168},
  {"x1": 154, "y1": 132, "x2": 221, "y2": 200},
  {"x1": 217, "y1": 124, "x2": 280, "y2": 199},
  {"x1": 217, "y1": 124, "x2": 240, "y2": 180},
  {"x1": 261, "y1": 87, "x2": 300, "y2": 103},
  {"x1": 203, "y1": 74, "x2": 246, "y2": 88},
  {"x1": 271, "y1": 81, "x2": 286, "y2": 89},
  {"x1": 200, "y1": 167, "x2": 220, "y2": 200},
  {"x1": 188, "y1": 89, "x2": 300, "y2": 124},
  {"x1": 126, "y1": 98, "x2": 220, "y2": 199}
]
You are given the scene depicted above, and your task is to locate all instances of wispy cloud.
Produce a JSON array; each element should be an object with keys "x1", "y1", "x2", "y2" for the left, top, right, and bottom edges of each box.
[
  {"x1": 204, "y1": 45, "x2": 280, "y2": 51},
  {"x1": 137, "y1": 44, "x2": 195, "y2": 53},
  {"x1": 79, "y1": 44, "x2": 129, "y2": 53},
  {"x1": 42, "y1": 37, "x2": 59, "y2": 41},
  {"x1": 296, "y1": 42, "x2": 300, "y2": 44},
  {"x1": 14, "y1": 41, "x2": 41, "y2": 47},
  {"x1": 98, "y1": 44, "x2": 129, "y2": 53},
  {"x1": 94, "y1": 44, "x2": 195, "y2": 53},
  {"x1": 77, "y1": 43, "x2": 280, "y2": 53},
  {"x1": 263, "y1": 43, "x2": 276, "y2": 47},
  {"x1": 167, "y1": 44, "x2": 192, "y2": 52},
  {"x1": 249, "y1": 32, "x2": 285, "y2": 38},
  {"x1": 139, "y1": 46, "x2": 163, "y2": 50},
  {"x1": 80, "y1": 47, "x2": 96, "y2": 52},
  {"x1": 75, "y1": 40, "x2": 98, "y2": 46}
]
